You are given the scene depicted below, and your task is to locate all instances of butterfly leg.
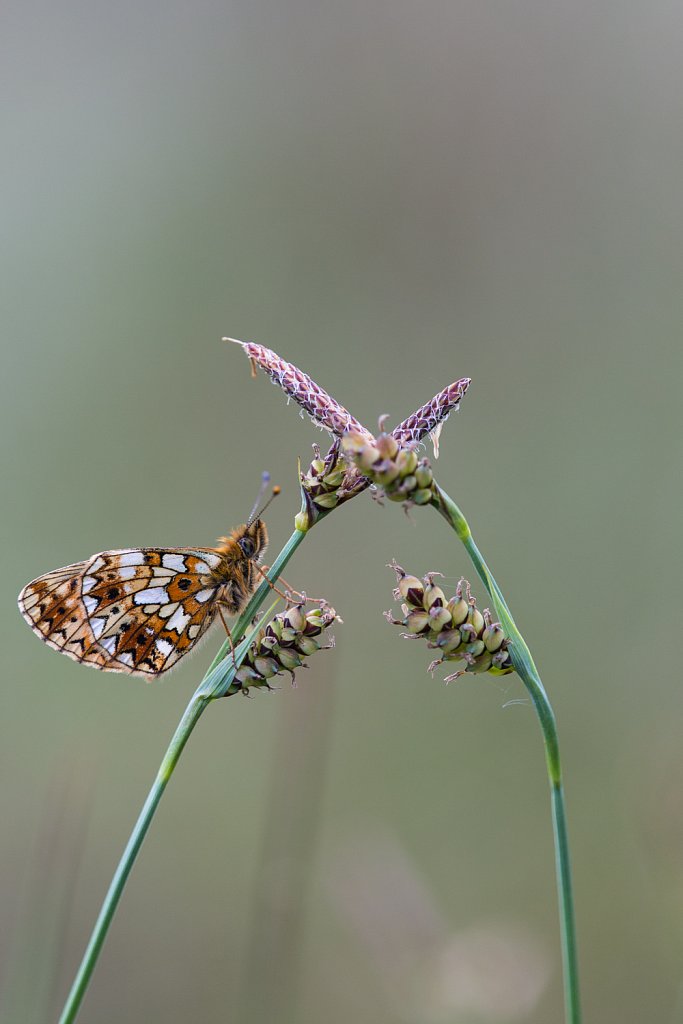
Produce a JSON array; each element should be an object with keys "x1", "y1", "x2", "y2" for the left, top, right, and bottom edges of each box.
[
  {"x1": 216, "y1": 605, "x2": 238, "y2": 667},
  {"x1": 255, "y1": 563, "x2": 324, "y2": 605}
]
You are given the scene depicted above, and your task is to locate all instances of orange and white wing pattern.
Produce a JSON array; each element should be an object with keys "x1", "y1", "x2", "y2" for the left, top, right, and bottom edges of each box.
[{"x1": 18, "y1": 548, "x2": 225, "y2": 678}]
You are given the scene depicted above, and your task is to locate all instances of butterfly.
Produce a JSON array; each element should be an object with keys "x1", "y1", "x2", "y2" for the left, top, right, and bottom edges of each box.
[
  {"x1": 18, "y1": 475, "x2": 281, "y2": 678},
  {"x1": 17, "y1": 520, "x2": 269, "y2": 679}
]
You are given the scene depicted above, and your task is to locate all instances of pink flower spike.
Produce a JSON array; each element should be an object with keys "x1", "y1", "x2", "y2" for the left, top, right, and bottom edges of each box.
[{"x1": 227, "y1": 338, "x2": 375, "y2": 443}]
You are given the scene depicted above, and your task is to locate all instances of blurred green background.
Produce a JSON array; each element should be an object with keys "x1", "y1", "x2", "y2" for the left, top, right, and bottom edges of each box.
[{"x1": 2, "y1": 2, "x2": 682, "y2": 1021}]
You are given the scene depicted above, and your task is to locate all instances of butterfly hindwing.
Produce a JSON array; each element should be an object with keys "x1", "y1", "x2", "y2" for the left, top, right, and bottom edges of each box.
[{"x1": 18, "y1": 548, "x2": 225, "y2": 678}]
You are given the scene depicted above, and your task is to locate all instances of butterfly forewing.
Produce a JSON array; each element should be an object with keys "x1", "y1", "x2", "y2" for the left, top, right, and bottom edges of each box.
[{"x1": 18, "y1": 548, "x2": 225, "y2": 678}]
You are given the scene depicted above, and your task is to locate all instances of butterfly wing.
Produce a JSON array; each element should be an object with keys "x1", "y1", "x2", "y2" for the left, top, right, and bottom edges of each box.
[{"x1": 18, "y1": 548, "x2": 225, "y2": 678}]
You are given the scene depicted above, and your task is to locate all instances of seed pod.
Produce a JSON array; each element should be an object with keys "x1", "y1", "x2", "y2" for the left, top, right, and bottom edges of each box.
[
  {"x1": 323, "y1": 467, "x2": 347, "y2": 488},
  {"x1": 376, "y1": 433, "x2": 399, "y2": 460},
  {"x1": 465, "y1": 639, "x2": 486, "y2": 659},
  {"x1": 467, "y1": 606, "x2": 485, "y2": 635},
  {"x1": 436, "y1": 629, "x2": 463, "y2": 654},
  {"x1": 405, "y1": 609, "x2": 431, "y2": 633},
  {"x1": 398, "y1": 474, "x2": 417, "y2": 494},
  {"x1": 491, "y1": 649, "x2": 513, "y2": 672},
  {"x1": 396, "y1": 575, "x2": 425, "y2": 607},
  {"x1": 467, "y1": 650, "x2": 493, "y2": 673},
  {"x1": 284, "y1": 605, "x2": 306, "y2": 632},
  {"x1": 482, "y1": 623, "x2": 505, "y2": 652},
  {"x1": 428, "y1": 606, "x2": 452, "y2": 632},
  {"x1": 423, "y1": 583, "x2": 446, "y2": 609},
  {"x1": 276, "y1": 648, "x2": 303, "y2": 671},
  {"x1": 459, "y1": 623, "x2": 478, "y2": 643},
  {"x1": 235, "y1": 665, "x2": 263, "y2": 686},
  {"x1": 395, "y1": 448, "x2": 419, "y2": 476},
  {"x1": 414, "y1": 462, "x2": 433, "y2": 489},
  {"x1": 314, "y1": 492, "x2": 340, "y2": 509},
  {"x1": 412, "y1": 488, "x2": 434, "y2": 505},
  {"x1": 296, "y1": 635, "x2": 323, "y2": 656},
  {"x1": 375, "y1": 460, "x2": 401, "y2": 486},
  {"x1": 253, "y1": 656, "x2": 280, "y2": 679},
  {"x1": 447, "y1": 596, "x2": 469, "y2": 626}
]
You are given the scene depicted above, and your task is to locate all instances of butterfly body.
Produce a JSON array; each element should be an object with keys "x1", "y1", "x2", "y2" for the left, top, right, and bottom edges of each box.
[{"x1": 18, "y1": 520, "x2": 268, "y2": 678}]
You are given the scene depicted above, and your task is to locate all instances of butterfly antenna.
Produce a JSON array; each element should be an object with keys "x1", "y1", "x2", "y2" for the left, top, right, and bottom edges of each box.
[{"x1": 248, "y1": 472, "x2": 281, "y2": 524}]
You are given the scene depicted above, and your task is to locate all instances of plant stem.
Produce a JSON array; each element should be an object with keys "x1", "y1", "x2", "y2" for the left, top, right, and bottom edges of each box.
[
  {"x1": 58, "y1": 528, "x2": 307, "y2": 1023},
  {"x1": 58, "y1": 694, "x2": 209, "y2": 1024},
  {"x1": 433, "y1": 485, "x2": 581, "y2": 1024}
]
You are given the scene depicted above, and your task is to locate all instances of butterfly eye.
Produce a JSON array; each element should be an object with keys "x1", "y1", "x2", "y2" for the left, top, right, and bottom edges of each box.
[{"x1": 239, "y1": 537, "x2": 255, "y2": 558}]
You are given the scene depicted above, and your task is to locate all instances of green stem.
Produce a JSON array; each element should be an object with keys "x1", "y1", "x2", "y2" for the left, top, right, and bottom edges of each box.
[
  {"x1": 58, "y1": 527, "x2": 307, "y2": 1023},
  {"x1": 433, "y1": 485, "x2": 581, "y2": 1024},
  {"x1": 58, "y1": 694, "x2": 209, "y2": 1024}
]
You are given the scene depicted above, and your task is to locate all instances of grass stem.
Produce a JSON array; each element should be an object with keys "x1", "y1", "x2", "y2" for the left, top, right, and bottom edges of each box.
[{"x1": 433, "y1": 485, "x2": 581, "y2": 1024}]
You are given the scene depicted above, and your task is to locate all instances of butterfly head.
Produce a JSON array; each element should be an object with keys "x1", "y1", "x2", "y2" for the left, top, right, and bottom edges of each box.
[{"x1": 216, "y1": 519, "x2": 268, "y2": 562}]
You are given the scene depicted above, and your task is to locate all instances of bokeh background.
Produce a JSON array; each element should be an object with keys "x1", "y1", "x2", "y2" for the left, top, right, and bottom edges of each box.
[{"x1": 2, "y1": 2, "x2": 682, "y2": 1021}]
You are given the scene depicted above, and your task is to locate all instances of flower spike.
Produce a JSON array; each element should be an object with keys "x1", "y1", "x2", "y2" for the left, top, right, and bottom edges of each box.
[{"x1": 227, "y1": 339, "x2": 375, "y2": 443}]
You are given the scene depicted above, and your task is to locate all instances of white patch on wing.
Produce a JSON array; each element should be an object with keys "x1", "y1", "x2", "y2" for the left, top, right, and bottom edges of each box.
[
  {"x1": 81, "y1": 576, "x2": 97, "y2": 594},
  {"x1": 188, "y1": 624, "x2": 200, "y2": 638},
  {"x1": 89, "y1": 557, "x2": 106, "y2": 573},
  {"x1": 118, "y1": 552, "x2": 145, "y2": 567},
  {"x1": 166, "y1": 606, "x2": 190, "y2": 633},
  {"x1": 162, "y1": 554, "x2": 187, "y2": 571},
  {"x1": 100, "y1": 635, "x2": 117, "y2": 655},
  {"x1": 90, "y1": 617, "x2": 106, "y2": 639},
  {"x1": 118, "y1": 652, "x2": 134, "y2": 667},
  {"x1": 116, "y1": 566, "x2": 138, "y2": 580},
  {"x1": 156, "y1": 639, "x2": 173, "y2": 657},
  {"x1": 83, "y1": 595, "x2": 99, "y2": 616},
  {"x1": 197, "y1": 553, "x2": 221, "y2": 571},
  {"x1": 159, "y1": 602, "x2": 179, "y2": 619},
  {"x1": 151, "y1": 566, "x2": 175, "y2": 579},
  {"x1": 195, "y1": 589, "x2": 215, "y2": 604},
  {"x1": 134, "y1": 587, "x2": 169, "y2": 606}
]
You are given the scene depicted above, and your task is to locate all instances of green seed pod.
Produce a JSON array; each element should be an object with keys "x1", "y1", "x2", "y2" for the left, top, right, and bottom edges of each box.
[
  {"x1": 412, "y1": 488, "x2": 433, "y2": 505},
  {"x1": 313, "y1": 492, "x2": 339, "y2": 509},
  {"x1": 253, "y1": 656, "x2": 280, "y2": 679},
  {"x1": 465, "y1": 639, "x2": 486, "y2": 659},
  {"x1": 491, "y1": 649, "x2": 513, "y2": 671},
  {"x1": 448, "y1": 597, "x2": 469, "y2": 626},
  {"x1": 423, "y1": 583, "x2": 446, "y2": 609},
  {"x1": 467, "y1": 650, "x2": 493, "y2": 674},
  {"x1": 459, "y1": 623, "x2": 478, "y2": 643},
  {"x1": 294, "y1": 510, "x2": 310, "y2": 532},
  {"x1": 296, "y1": 635, "x2": 323, "y2": 656},
  {"x1": 309, "y1": 458, "x2": 326, "y2": 477},
  {"x1": 397, "y1": 474, "x2": 417, "y2": 493},
  {"x1": 279, "y1": 627, "x2": 299, "y2": 645},
  {"x1": 277, "y1": 648, "x2": 303, "y2": 671},
  {"x1": 436, "y1": 629, "x2": 463, "y2": 654},
  {"x1": 283, "y1": 605, "x2": 306, "y2": 632},
  {"x1": 357, "y1": 445, "x2": 382, "y2": 471},
  {"x1": 376, "y1": 433, "x2": 400, "y2": 460},
  {"x1": 395, "y1": 448, "x2": 418, "y2": 476},
  {"x1": 428, "y1": 606, "x2": 452, "y2": 632},
  {"x1": 267, "y1": 618, "x2": 283, "y2": 640},
  {"x1": 235, "y1": 665, "x2": 263, "y2": 686},
  {"x1": 375, "y1": 460, "x2": 401, "y2": 486},
  {"x1": 323, "y1": 467, "x2": 346, "y2": 488},
  {"x1": 414, "y1": 462, "x2": 433, "y2": 489},
  {"x1": 482, "y1": 623, "x2": 505, "y2": 652},
  {"x1": 405, "y1": 609, "x2": 431, "y2": 633},
  {"x1": 467, "y1": 606, "x2": 485, "y2": 635}
]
